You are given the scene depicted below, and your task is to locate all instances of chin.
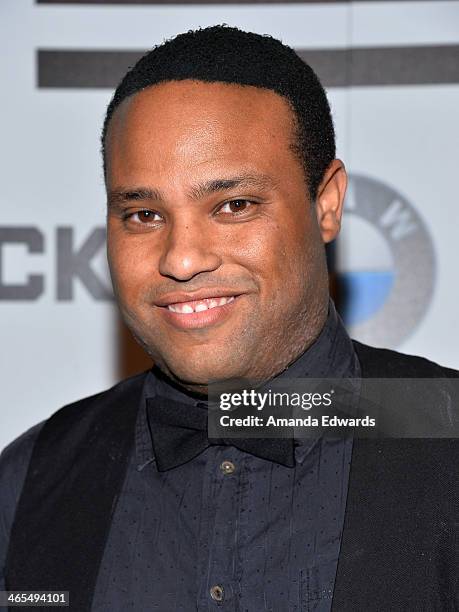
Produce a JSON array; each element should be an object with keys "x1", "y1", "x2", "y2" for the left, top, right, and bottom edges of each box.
[{"x1": 160, "y1": 353, "x2": 246, "y2": 387}]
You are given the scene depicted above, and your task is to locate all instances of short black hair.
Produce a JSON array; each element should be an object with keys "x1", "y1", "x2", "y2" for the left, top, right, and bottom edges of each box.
[{"x1": 102, "y1": 24, "x2": 335, "y2": 201}]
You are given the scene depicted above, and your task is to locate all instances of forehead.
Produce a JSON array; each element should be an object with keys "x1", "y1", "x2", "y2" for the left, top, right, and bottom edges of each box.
[{"x1": 105, "y1": 80, "x2": 299, "y2": 181}]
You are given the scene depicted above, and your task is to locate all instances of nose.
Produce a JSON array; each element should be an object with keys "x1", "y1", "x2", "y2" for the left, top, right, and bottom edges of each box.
[{"x1": 158, "y1": 218, "x2": 222, "y2": 281}]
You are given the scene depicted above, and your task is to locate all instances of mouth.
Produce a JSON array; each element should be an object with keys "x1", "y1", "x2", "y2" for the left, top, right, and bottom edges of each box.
[
  {"x1": 157, "y1": 294, "x2": 241, "y2": 330},
  {"x1": 167, "y1": 295, "x2": 235, "y2": 313}
]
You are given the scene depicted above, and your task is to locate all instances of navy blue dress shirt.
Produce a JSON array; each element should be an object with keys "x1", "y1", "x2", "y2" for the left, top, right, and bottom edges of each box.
[{"x1": 0, "y1": 300, "x2": 360, "y2": 611}]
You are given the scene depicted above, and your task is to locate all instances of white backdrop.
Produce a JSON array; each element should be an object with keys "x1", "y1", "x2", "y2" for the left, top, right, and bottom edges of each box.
[{"x1": 1, "y1": 0, "x2": 459, "y2": 451}]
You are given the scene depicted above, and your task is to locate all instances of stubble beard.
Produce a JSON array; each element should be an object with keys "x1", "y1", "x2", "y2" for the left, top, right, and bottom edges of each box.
[{"x1": 120, "y1": 281, "x2": 329, "y2": 395}]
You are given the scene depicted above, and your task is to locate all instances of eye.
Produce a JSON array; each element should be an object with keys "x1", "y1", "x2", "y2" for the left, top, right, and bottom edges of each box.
[
  {"x1": 217, "y1": 200, "x2": 254, "y2": 215},
  {"x1": 126, "y1": 210, "x2": 163, "y2": 224}
]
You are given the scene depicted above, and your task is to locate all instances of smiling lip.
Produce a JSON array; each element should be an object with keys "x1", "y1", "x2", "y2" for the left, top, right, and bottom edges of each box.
[{"x1": 156, "y1": 291, "x2": 242, "y2": 330}]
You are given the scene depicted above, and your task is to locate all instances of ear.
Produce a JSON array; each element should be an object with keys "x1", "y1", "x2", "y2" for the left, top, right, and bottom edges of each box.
[{"x1": 315, "y1": 159, "x2": 347, "y2": 243}]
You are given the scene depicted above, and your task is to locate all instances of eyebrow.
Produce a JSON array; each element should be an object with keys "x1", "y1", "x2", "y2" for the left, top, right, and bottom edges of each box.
[
  {"x1": 108, "y1": 187, "x2": 159, "y2": 208},
  {"x1": 188, "y1": 174, "x2": 276, "y2": 200},
  {"x1": 107, "y1": 173, "x2": 277, "y2": 208}
]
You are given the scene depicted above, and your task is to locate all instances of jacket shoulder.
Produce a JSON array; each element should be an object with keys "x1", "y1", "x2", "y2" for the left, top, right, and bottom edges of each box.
[
  {"x1": 51, "y1": 370, "x2": 149, "y2": 417},
  {"x1": 41, "y1": 372, "x2": 147, "y2": 426},
  {"x1": 0, "y1": 422, "x2": 46, "y2": 542},
  {"x1": 352, "y1": 340, "x2": 459, "y2": 378},
  {"x1": 0, "y1": 371, "x2": 149, "y2": 482}
]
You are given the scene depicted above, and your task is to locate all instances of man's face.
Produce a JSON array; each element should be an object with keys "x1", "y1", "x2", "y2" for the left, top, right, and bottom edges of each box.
[{"x1": 105, "y1": 80, "x2": 341, "y2": 388}]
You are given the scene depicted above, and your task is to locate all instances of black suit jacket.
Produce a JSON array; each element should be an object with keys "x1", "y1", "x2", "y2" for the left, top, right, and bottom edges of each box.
[{"x1": 5, "y1": 341, "x2": 459, "y2": 611}]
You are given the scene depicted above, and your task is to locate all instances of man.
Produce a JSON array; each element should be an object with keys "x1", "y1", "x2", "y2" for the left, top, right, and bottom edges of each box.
[{"x1": 1, "y1": 25, "x2": 458, "y2": 611}]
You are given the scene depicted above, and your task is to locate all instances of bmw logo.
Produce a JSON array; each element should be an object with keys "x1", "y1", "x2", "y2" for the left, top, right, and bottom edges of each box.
[{"x1": 336, "y1": 174, "x2": 436, "y2": 347}]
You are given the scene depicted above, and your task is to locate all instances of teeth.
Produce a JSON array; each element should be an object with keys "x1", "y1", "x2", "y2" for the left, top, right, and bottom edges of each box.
[{"x1": 167, "y1": 295, "x2": 235, "y2": 314}]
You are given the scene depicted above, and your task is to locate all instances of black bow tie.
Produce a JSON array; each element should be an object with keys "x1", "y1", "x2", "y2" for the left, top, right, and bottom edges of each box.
[{"x1": 146, "y1": 396, "x2": 296, "y2": 471}]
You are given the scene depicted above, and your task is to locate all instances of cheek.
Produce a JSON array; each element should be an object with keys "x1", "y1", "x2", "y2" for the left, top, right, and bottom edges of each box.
[
  {"x1": 234, "y1": 216, "x2": 313, "y2": 294},
  {"x1": 107, "y1": 231, "x2": 156, "y2": 302},
  {"x1": 222, "y1": 220, "x2": 286, "y2": 282}
]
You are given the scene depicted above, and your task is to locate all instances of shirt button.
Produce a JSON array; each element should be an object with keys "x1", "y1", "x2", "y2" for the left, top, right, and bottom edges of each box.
[
  {"x1": 210, "y1": 585, "x2": 224, "y2": 602},
  {"x1": 220, "y1": 460, "x2": 235, "y2": 474}
]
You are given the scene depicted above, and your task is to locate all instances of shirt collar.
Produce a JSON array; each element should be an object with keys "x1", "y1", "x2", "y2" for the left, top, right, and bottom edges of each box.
[{"x1": 136, "y1": 298, "x2": 360, "y2": 468}]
